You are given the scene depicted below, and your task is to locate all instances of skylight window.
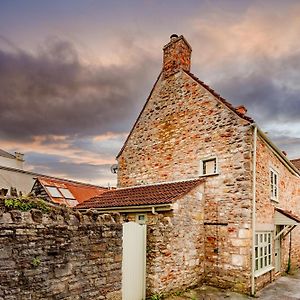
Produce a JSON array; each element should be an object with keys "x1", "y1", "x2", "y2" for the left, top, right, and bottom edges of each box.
[
  {"x1": 59, "y1": 188, "x2": 75, "y2": 199},
  {"x1": 45, "y1": 186, "x2": 62, "y2": 198},
  {"x1": 65, "y1": 199, "x2": 79, "y2": 207}
]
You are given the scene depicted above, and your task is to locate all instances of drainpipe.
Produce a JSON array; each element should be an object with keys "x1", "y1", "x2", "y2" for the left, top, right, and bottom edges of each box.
[
  {"x1": 152, "y1": 207, "x2": 158, "y2": 215},
  {"x1": 251, "y1": 124, "x2": 257, "y2": 296}
]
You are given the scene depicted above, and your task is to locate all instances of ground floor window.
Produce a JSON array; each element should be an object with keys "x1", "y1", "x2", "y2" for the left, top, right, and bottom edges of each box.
[{"x1": 255, "y1": 232, "x2": 272, "y2": 274}]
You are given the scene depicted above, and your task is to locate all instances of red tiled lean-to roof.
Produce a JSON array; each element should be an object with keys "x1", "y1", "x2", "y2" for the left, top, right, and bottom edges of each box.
[
  {"x1": 291, "y1": 158, "x2": 300, "y2": 171},
  {"x1": 36, "y1": 177, "x2": 107, "y2": 206},
  {"x1": 275, "y1": 207, "x2": 300, "y2": 223},
  {"x1": 76, "y1": 178, "x2": 203, "y2": 210}
]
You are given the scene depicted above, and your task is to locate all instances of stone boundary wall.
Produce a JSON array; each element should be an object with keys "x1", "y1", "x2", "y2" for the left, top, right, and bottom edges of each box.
[{"x1": 0, "y1": 208, "x2": 122, "y2": 300}]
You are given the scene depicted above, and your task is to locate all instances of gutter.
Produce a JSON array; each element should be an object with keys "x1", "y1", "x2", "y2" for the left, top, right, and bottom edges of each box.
[
  {"x1": 251, "y1": 124, "x2": 257, "y2": 296},
  {"x1": 256, "y1": 127, "x2": 300, "y2": 177},
  {"x1": 77, "y1": 203, "x2": 173, "y2": 213}
]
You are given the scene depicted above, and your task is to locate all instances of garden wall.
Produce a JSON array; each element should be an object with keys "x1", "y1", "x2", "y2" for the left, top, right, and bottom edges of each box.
[{"x1": 0, "y1": 207, "x2": 122, "y2": 300}]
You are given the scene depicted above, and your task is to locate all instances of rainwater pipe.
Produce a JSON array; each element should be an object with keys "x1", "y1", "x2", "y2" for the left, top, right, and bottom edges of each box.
[
  {"x1": 152, "y1": 207, "x2": 158, "y2": 215},
  {"x1": 251, "y1": 124, "x2": 257, "y2": 296}
]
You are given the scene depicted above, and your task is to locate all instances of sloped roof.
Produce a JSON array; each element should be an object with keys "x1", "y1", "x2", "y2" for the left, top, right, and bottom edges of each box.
[
  {"x1": 76, "y1": 178, "x2": 203, "y2": 210},
  {"x1": 275, "y1": 207, "x2": 300, "y2": 223},
  {"x1": 0, "y1": 149, "x2": 15, "y2": 159},
  {"x1": 37, "y1": 177, "x2": 107, "y2": 207},
  {"x1": 291, "y1": 158, "x2": 300, "y2": 171}
]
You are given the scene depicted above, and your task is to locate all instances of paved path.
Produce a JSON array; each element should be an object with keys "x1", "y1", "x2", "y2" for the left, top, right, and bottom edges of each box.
[
  {"x1": 257, "y1": 271, "x2": 300, "y2": 299},
  {"x1": 164, "y1": 271, "x2": 300, "y2": 300}
]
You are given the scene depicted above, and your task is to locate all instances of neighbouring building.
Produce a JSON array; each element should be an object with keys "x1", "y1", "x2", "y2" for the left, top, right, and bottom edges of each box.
[
  {"x1": 0, "y1": 148, "x2": 107, "y2": 207},
  {"x1": 32, "y1": 177, "x2": 107, "y2": 207},
  {"x1": 77, "y1": 35, "x2": 300, "y2": 296}
]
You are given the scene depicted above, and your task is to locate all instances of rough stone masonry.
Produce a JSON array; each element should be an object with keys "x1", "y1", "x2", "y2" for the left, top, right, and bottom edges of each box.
[{"x1": 0, "y1": 201, "x2": 122, "y2": 300}]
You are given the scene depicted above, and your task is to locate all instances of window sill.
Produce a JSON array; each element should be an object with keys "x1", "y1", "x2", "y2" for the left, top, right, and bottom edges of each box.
[
  {"x1": 199, "y1": 172, "x2": 219, "y2": 178},
  {"x1": 254, "y1": 266, "x2": 274, "y2": 278},
  {"x1": 271, "y1": 198, "x2": 279, "y2": 203}
]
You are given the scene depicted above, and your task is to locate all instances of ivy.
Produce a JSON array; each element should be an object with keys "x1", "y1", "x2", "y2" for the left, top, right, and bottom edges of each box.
[{"x1": 4, "y1": 197, "x2": 50, "y2": 213}]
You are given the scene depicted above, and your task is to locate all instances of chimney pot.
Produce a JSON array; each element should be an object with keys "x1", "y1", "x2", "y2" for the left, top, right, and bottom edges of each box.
[
  {"x1": 14, "y1": 152, "x2": 24, "y2": 161},
  {"x1": 170, "y1": 34, "x2": 179, "y2": 41},
  {"x1": 236, "y1": 105, "x2": 247, "y2": 115}
]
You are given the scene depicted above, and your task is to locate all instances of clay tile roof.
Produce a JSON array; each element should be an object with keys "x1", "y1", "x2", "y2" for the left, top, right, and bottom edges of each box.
[
  {"x1": 38, "y1": 177, "x2": 107, "y2": 204},
  {"x1": 76, "y1": 178, "x2": 204, "y2": 210},
  {"x1": 275, "y1": 207, "x2": 300, "y2": 223},
  {"x1": 184, "y1": 70, "x2": 254, "y2": 123},
  {"x1": 291, "y1": 158, "x2": 300, "y2": 171}
]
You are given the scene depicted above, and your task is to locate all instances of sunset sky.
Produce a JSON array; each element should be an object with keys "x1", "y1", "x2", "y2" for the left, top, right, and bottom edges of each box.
[{"x1": 1, "y1": 0, "x2": 300, "y2": 186}]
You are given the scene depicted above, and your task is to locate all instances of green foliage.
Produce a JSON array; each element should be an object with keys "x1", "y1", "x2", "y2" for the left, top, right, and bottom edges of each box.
[
  {"x1": 150, "y1": 294, "x2": 163, "y2": 300},
  {"x1": 4, "y1": 197, "x2": 50, "y2": 213},
  {"x1": 31, "y1": 257, "x2": 41, "y2": 268}
]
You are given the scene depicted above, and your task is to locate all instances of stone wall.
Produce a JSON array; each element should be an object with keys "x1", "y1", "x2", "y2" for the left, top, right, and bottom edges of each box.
[
  {"x1": 255, "y1": 136, "x2": 300, "y2": 288},
  {"x1": 146, "y1": 185, "x2": 205, "y2": 296},
  {"x1": 117, "y1": 67, "x2": 254, "y2": 292},
  {"x1": 0, "y1": 207, "x2": 122, "y2": 300}
]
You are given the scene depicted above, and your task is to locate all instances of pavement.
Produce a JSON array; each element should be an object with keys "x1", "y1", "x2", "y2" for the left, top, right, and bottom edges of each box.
[{"x1": 164, "y1": 270, "x2": 300, "y2": 300}]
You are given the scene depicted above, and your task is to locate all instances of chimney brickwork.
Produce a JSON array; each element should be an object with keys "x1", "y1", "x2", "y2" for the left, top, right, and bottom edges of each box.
[{"x1": 162, "y1": 35, "x2": 192, "y2": 78}]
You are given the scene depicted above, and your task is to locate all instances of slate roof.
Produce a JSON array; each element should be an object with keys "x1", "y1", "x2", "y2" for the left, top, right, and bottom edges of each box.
[
  {"x1": 0, "y1": 149, "x2": 15, "y2": 159},
  {"x1": 76, "y1": 178, "x2": 203, "y2": 210},
  {"x1": 291, "y1": 158, "x2": 300, "y2": 171},
  {"x1": 275, "y1": 207, "x2": 300, "y2": 223},
  {"x1": 35, "y1": 177, "x2": 108, "y2": 207}
]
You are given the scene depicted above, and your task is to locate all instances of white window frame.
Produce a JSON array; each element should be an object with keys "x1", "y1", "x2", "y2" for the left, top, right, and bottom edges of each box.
[
  {"x1": 254, "y1": 231, "x2": 273, "y2": 277},
  {"x1": 199, "y1": 156, "x2": 218, "y2": 176},
  {"x1": 270, "y1": 168, "x2": 279, "y2": 202}
]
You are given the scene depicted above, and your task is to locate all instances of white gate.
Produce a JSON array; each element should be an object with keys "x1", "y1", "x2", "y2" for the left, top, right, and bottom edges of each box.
[{"x1": 122, "y1": 222, "x2": 146, "y2": 300}]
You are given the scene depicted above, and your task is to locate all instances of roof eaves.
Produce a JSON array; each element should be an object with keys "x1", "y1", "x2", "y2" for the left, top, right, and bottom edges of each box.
[
  {"x1": 116, "y1": 71, "x2": 163, "y2": 159},
  {"x1": 275, "y1": 207, "x2": 300, "y2": 223},
  {"x1": 256, "y1": 127, "x2": 300, "y2": 177}
]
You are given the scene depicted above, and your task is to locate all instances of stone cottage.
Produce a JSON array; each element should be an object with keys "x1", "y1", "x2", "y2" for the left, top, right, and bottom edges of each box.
[{"x1": 77, "y1": 35, "x2": 300, "y2": 295}]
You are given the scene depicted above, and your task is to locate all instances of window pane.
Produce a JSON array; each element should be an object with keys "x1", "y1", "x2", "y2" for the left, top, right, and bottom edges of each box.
[
  {"x1": 59, "y1": 188, "x2": 75, "y2": 199},
  {"x1": 65, "y1": 199, "x2": 79, "y2": 207},
  {"x1": 203, "y1": 159, "x2": 216, "y2": 175},
  {"x1": 45, "y1": 186, "x2": 61, "y2": 198}
]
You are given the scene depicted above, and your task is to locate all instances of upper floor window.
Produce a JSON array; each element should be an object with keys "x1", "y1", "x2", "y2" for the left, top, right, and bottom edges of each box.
[
  {"x1": 270, "y1": 169, "x2": 278, "y2": 201},
  {"x1": 200, "y1": 157, "x2": 218, "y2": 176}
]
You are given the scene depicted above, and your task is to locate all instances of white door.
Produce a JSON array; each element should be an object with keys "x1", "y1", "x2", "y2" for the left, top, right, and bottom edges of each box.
[
  {"x1": 122, "y1": 222, "x2": 146, "y2": 300},
  {"x1": 274, "y1": 225, "x2": 281, "y2": 273}
]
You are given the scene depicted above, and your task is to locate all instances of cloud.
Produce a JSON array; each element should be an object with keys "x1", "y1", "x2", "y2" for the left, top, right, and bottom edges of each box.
[
  {"x1": 188, "y1": 2, "x2": 300, "y2": 153},
  {"x1": 0, "y1": 36, "x2": 160, "y2": 141},
  {"x1": 25, "y1": 152, "x2": 117, "y2": 186}
]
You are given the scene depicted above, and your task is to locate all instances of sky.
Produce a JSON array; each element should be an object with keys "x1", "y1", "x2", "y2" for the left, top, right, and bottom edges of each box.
[{"x1": 0, "y1": 0, "x2": 300, "y2": 186}]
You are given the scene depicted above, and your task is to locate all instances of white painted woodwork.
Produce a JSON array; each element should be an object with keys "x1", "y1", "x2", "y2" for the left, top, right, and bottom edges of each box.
[{"x1": 122, "y1": 222, "x2": 146, "y2": 300}]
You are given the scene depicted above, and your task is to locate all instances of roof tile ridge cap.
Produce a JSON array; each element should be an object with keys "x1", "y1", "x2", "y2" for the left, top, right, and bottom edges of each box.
[
  {"x1": 183, "y1": 69, "x2": 254, "y2": 123},
  {"x1": 116, "y1": 177, "x2": 203, "y2": 191}
]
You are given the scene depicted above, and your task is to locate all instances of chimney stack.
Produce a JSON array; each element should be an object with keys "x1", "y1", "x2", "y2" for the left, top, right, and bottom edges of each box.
[{"x1": 162, "y1": 34, "x2": 192, "y2": 79}]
